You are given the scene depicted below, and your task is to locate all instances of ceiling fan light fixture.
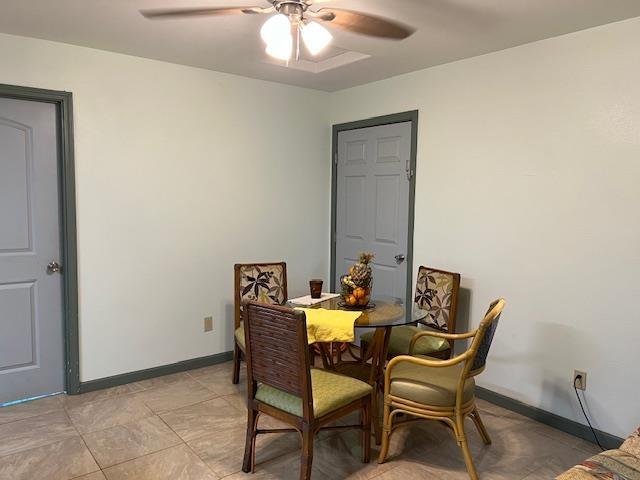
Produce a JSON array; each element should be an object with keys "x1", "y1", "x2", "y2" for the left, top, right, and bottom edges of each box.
[
  {"x1": 265, "y1": 33, "x2": 293, "y2": 61},
  {"x1": 301, "y1": 21, "x2": 332, "y2": 55},
  {"x1": 260, "y1": 13, "x2": 290, "y2": 44},
  {"x1": 261, "y1": 13, "x2": 293, "y2": 61}
]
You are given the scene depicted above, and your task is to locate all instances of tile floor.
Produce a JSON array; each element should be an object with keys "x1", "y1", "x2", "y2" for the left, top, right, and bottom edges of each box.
[{"x1": 0, "y1": 361, "x2": 599, "y2": 480}]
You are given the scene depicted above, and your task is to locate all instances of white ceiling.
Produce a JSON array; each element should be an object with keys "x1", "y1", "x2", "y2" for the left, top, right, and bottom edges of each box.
[{"x1": 1, "y1": 0, "x2": 640, "y2": 91}]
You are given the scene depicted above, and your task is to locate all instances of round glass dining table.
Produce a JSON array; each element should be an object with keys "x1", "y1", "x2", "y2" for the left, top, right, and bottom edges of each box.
[{"x1": 294, "y1": 295, "x2": 428, "y2": 444}]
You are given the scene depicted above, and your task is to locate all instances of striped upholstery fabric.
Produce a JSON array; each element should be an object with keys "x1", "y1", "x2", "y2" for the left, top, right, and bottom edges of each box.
[{"x1": 556, "y1": 428, "x2": 640, "y2": 479}]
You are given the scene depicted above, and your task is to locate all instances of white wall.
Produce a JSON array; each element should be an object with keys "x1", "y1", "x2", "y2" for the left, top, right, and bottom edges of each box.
[
  {"x1": 0, "y1": 33, "x2": 331, "y2": 382},
  {"x1": 330, "y1": 17, "x2": 640, "y2": 438}
]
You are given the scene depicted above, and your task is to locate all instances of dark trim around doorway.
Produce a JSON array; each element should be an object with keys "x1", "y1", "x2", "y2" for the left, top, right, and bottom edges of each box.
[
  {"x1": 330, "y1": 110, "x2": 419, "y2": 316},
  {"x1": 0, "y1": 84, "x2": 80, "y2": 395}
]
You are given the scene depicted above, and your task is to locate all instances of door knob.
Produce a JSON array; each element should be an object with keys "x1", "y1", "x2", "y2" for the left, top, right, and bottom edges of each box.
[
  {"x1": 394, "y1": 254, "x2": 406, "y2": 264},
  {"x1": 46, "y1": 261, "x2": 63, "y2": 274}
]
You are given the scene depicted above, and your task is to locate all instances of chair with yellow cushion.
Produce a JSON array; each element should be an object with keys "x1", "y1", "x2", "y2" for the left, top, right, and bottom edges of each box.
[
  {"x1": 378, "y1": 299, "x2": 506, "y2": 480},
  {"x1": 242, "y1": 301, "x2": 372, "y2": 480},
  {"x1": 360, "y1": 266, "x2": 460, "y2": 360},
  {"x1": 232, "y1": 262, "x2": 287, "y2": 384}
]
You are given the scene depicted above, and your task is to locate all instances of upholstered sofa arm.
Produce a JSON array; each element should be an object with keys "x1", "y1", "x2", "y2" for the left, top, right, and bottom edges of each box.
[
  {"x1": 621, "y1": 427, "x2": 640, "y2": 456},
  {"x1": 555, "y1": 426, "x2": 640, "y2": 480}
]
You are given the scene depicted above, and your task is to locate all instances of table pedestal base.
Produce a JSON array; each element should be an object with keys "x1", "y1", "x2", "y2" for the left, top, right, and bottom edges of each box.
[{"x1": 317, "y1": 326, "x2": 392, "y2": 445}]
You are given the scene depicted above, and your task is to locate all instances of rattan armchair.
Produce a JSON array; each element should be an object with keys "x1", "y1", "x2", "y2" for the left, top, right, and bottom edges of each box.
[{"x1": 378, "y1": 299, "x2": 506, "y2": 480}]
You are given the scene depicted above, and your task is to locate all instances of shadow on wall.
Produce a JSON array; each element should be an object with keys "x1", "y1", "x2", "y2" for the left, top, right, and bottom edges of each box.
[
  {"x1": 480, "y1": 320, "x2": 602, "y2": 427},
  {"x1": 453, "y1": 287, "x2": 472, "y2": 355},
  {"x1": 225, "y1": 301, "x2": 234, "y2": 351}
]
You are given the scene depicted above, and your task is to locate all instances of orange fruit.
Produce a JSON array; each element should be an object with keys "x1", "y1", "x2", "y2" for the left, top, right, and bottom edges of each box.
[
  {"x1": 347, "y1": 295, "x2": 357, "y2": 306},
  {"x1": 353, "y1": 287, "x2": 365, "y2": 299},
  {"x1": 358, "y1": 296, "x2": 369, "y2": 306}
]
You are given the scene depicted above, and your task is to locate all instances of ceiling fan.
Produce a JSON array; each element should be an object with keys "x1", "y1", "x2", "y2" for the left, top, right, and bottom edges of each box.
[{"x1": 140, "y1": 1, "x2": 415, "y2": 62}]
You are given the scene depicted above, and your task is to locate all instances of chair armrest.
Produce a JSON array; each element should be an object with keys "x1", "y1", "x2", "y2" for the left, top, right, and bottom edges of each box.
[
  {"x1": 408, "y1": 329, "x2": 477, "y2": 355},
  {"x1": 384, "y1": 351, "x2": 471, "y2": 390}
]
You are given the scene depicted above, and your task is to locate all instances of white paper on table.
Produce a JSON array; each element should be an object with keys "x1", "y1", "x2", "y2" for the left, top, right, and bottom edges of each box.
[{"x1": 288, "y1": 293, "x2": 341, "y2": 306}]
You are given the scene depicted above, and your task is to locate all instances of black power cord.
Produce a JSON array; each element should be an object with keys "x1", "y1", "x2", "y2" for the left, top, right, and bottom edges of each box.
[{"x1": 573, "y1": 375, "x2": 605, "y2": 451}]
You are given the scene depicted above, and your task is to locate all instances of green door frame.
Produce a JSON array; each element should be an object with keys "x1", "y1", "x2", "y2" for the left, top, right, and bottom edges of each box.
[
  {"x1": 0, "y1": 83, "x2": 80, "y2": 395},
  {"x1": 330, "y1": 110, "x2": 419, "y2": 316}
]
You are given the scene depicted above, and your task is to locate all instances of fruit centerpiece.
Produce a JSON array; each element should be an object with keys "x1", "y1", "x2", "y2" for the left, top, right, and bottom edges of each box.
[{"x1": 340, "y1": 252, "x2": 374, "y2": 308}]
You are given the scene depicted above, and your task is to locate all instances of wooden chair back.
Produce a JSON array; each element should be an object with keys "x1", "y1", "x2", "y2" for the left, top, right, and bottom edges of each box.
[
  {"x1": 464, "y1": 299, "x2": 505, "y2": 378},
  {"x1": 243, "y1": 301, "x2": 314, "y2": 420},
  {"x1": 234, "y1": 262, "x2": 288, "y2": 330},
  {"x1": 414, "y1": 266, "x2": 461, "y2": 333}
]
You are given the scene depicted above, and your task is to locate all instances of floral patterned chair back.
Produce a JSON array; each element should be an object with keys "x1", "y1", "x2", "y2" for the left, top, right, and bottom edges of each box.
[
  {"x1": 234, "y1": 262, "x2": 288, "y2": 330},
  {"x1": 414, "y1": 266, "x2": 461, "y2": 333}
]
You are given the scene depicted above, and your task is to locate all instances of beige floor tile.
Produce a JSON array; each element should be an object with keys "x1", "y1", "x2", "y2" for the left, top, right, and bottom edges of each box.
[
  {"x1": 222, "y1": 430, "x2": 388, "y2": 480},
  {"x1": 187, "y1": 362, "x2": 230, "y2": 378},
  {"x1": 60, "y1": 385, "x2": 138, "y2": 410},
  {"x1": 82, "y1": 416, "x2": 182, "y2": 468},
  {"x1": 520, "y1": 453, "x2": 591, "y2": 479},
  {"x1": 526, "y1": 419, "x2": 601, "y2": 451},
  {"x1": 0, "y1": 395, "x2": 63, "y2": 425},
  {"x1": 187, "y1": 419, "x2": 300, "y2": 477},
  {"x1": 221, "y1": 449, "x2": 306, "y2": 480},
  {"x1": 0, "y1": 362, "x2": 602, "y2": 480},
  {"x1": 0, "y1": 436, "x2": 98, "y2": 480},
  {"x1": 424, "y1": 423, "x2": 589, "y2": 480},
  {"x1": 131, "y1": 372, "x2": 192, "y2": 391},
  {"x1": 369, "y1": 462, "x2": 450, "y2": 480},
  {"x1": 312, "y1": 431, "x2": 395, "y2": 479},
  {"x1": 189, "y1": 365, "x2": 244, "y2": 397},
  {"x1": 160, "y1": 396, "x2": 245, "y2": 442},
  {"x1": 67, "y1": 395, "x2": 153, "y2": 434},
  {"x1": 475, "y1": 398, "x2": 515, "y2": 418},
  {"x1": 220, "y1": 391, "x2": 248, "y2": 412},
  {"x1": 135, "y1": 377, "x2": 217, "y2": 413},
  {"x1": 74, "y1": 472, "x2": 107, "y2": 480},
  {"x1": 102, "y1": 444, "x2": 218, "y2": 480},
  {"x1": 0, "y1": 411, "x2": 78, "y2": 457}
]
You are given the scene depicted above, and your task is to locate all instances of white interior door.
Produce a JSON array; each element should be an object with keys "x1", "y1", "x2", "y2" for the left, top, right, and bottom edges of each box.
[
  {"x1": 335, "y1": 121, "x2": 412, "y2": 301},
  {"x1": 0, "y1": 97, "x2": 64, "y2": 403}
]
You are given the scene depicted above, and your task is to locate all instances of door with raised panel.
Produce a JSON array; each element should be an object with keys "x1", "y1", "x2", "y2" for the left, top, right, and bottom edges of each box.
[
  {"x1": 335, "y1": 121, "x2": 412, "y2": 302},
  {"x1": 0, "y1": 97, "x2": 64, "y2": 403}
]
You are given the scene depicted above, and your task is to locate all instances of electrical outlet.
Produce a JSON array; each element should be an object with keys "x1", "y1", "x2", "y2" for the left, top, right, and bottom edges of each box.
[
  {"x1": 204, "y1": 316, "x2": 213, "y2": 332},
  {"x1": 573, "y1": 370, "x2": 587, "y2": 391}
]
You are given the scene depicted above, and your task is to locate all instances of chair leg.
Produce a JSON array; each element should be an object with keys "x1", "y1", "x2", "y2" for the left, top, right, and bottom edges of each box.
[
  {"x1": 300, "y1": 429, "x2": 314, "y2": 480},
  {"x1": 455, "y1": 415, "x2": 479, "y2": 480},
  {"x1": 232, "y1": 342, "x2": 241, "y2": 385},
  {"x1": 371, "y1": 385, "x2": 383, "y2": 445},
  {"x1": 360, "y1": 340, "x2": 369, "y2": 360},
  {"x1": 309, "y1": 345, "x2": 316, "y2": 367},
  {"x1": 361, "y1": 396, "x2": 371, "y2": 463},
  {"x1": 377, "y1": 397, "x2": 392, "y2": 464},
  {"x1": 471, "y1": 407, "x2": 492, "y2": 445},
  {"x1": 242, "y1": 407, "x2": 258, "y2": 473}
]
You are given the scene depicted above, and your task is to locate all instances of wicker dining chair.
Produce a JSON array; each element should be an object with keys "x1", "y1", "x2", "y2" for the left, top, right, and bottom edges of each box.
[
  {"x1": 378, "y1": 299, "x2": 506, "y2": 480},
  {"x1": 232, "y1": 262, "x2": 287, "y2": 384},
  {"x1": 360, "y1": 266, "x2": 461, "y2": 359},
  {"x1": 242, "y1": 301, "x2": 372, "y2": 480}
]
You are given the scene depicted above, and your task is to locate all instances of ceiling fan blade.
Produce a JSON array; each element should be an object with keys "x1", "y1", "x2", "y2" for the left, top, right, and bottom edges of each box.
[
  {"x1": 140, "y1": 6, "x2": 273, "y2": 20},
  {"x1": 315, "y1": 8, "x2": 414, "y2": 40}
]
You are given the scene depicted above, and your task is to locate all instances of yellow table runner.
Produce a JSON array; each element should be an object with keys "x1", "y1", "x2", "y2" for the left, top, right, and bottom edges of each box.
[{"x1": 295, "y1": 308, "x2": 361, "y2": 344}]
